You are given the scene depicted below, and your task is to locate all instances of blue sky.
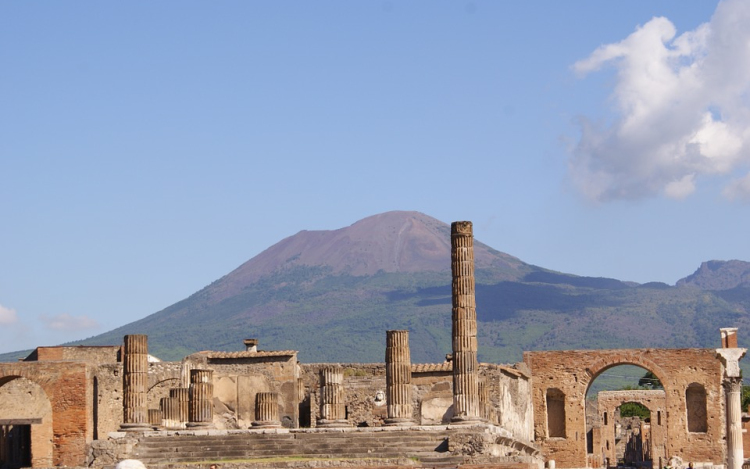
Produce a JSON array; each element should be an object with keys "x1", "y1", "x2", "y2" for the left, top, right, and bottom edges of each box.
[{"x1": 1, "y1": 1, "x2": 749, "y2": 353}]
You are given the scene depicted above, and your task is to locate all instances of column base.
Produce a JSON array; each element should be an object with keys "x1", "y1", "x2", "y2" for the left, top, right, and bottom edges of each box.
[
  {"x1": 384, "y1": 417, "x2": 415, "y2": 427},
  {"x1": 252, "y1": 420, "x2": 282, "y2": 428},
  {"x1": 185, "y1": 422, "x2": 213, "y2": 429},
  {"x1": 450, "y1": 416, "x2": 486, "y2": 425},
  {"x1": 316, "y1": 419, "x2": 350, "y2": 428},
  {"x1": 119, "y1": 423, "x2": 153, "y2": 432}
]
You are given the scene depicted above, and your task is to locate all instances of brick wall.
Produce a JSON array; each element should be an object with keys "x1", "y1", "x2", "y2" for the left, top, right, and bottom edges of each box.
[{"x1": 524, "y1": 348, "x2": 726, "y2": 468}]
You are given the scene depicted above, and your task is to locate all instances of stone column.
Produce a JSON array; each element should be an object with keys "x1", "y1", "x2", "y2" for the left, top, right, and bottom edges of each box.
[
  {"x1": 253, "y1": 392, "x2": 281, "y2": 428},
  {"x1": 170, "y1": 388, "x2": 189, "y2": 428},
  {"x1": 317, "y1": 366, "x2": 349, "y2": 427},
  {"x1": 717, "y1": 329, "x2": 746, "y2": 469},
  {"x1": 148, "y1": 409, "x2": 163, "y2": 430},
  {"x1": 450, "y1": 221, "x2": 482, "y2": 423},
  {"x1": 385, "y1": 330, "x2": 414, "y2": 426},
  {"x1": 187, "y1": 369, "x2": 213, "y2": 428},
  {"x1": 120, "y1": 334, "x2": 151, "y2": 431},
  {"x1": 161, "y1": 397, "x2": 180, "y2": 429}
]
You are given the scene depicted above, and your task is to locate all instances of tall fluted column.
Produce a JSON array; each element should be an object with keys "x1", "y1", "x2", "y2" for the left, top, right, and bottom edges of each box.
[
  {"x1": 385, "y1": 330, "x2": 414, "y2": 425},
  {"x1": 725, "y1": 377, "x2": 743, "y2": 469},
  {"x1": 317, "y1": 366, "x2": 349, "y2": 427},
  {"x1": 170, "y1": 388, "x2": 189, "y2": 428},
  {"x1": 717, "y1": 328, "x2": 746, "y2": 469},
  {"x1": 253, "y1": 392, "x2": 281, "y2": 428},
  {"x1": 120, "y1": 334, "x2": 151, "y2": 431},
  {"x1": 187, "y1": 369, "x2": 213, "y2": 428},
  {"x1": 451, "y1": 221, "x2": 482, "y2": 423}
]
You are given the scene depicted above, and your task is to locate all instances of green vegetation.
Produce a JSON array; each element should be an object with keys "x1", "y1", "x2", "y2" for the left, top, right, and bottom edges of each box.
[
  {"x1": 620, "y1": 402, "x2": 651, "y2": 420},
  {"x1": 7, "y1": 262, "x2": 748, "y2": 366}
]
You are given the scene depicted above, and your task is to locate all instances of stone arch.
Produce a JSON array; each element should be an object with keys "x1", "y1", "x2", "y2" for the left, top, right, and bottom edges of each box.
[
  {"x1": 0, "y1": 376, "x2": 54, "y2": 467},
  {"x1": 583, "y1": 352, "x2": 669, "y2": 396},
  {"x1": 525, "y1": 348, "x2": 725, "y2": 468}
]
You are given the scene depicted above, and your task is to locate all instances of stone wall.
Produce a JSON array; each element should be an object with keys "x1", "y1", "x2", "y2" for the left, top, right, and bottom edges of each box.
[
  {"x1": 524, "y1": 348, "x2": 726, "y2": 468},
  {"x1": 0, "y1": 361, "x2": 91, "y2": 467},
  {"x1": 299, "y1": 362, "x2": 532, "y2": 437},
  {"x1": 31, "y1": 346, "x2": 121, "y2": 365}
]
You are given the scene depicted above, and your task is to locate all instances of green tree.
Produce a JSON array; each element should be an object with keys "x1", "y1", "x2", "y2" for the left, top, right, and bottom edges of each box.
[
  {"x1": 620, "y1": 402, "x2": 650, "y2": 420},
  {"x1": 638, "y1": 371, "x2": 663, "y2": 389},
  {"x1": 742, "y1": 386, "x2": 750, "y2": 412}
]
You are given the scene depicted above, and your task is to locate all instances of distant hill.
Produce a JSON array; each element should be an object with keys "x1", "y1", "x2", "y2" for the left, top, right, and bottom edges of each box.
[
  {"x1": 3, "y1": 211, "x2": 749, "y2": 365},
  {"x1": 676, "y1": 260, "x2": 750, "y2": 290}
]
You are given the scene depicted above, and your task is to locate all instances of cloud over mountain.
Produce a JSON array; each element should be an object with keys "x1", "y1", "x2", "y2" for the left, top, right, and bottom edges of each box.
[{"x1": 570, "y1": 0, "x2": 750, "y2": 202}]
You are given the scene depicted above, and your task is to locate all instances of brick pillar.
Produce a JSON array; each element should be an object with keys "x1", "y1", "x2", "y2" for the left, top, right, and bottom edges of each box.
[
  {"x1": 170, "y1": 387, "x2": 189, "y2": 428},
  {"x1": 187, "y1": 369, "x2": 213, "y2": 428},
  {"x1": 451, "y1": 221, "x2": 482, "y2": 423},
  {"x1": 385, "y1": 330, "x2": 414, "y2": 426},
  {"x1": 317, "y1": 366, "x2": 349, "y2": 427},
  {"x1": 253, "y1": 392, "x2": 281, "y2": 428},
  {"x1": 120, "y1": 334, "x2": 151, "y2": 431}
]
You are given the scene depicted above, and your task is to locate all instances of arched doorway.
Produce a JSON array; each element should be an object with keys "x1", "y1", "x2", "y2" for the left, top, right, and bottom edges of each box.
[
  {"x1": 524, "y1": 348, "x2": 725, "y2": 468},
  {"x1": 0, "y1": 376, "x2": 53, "y2": 468},
  {"x1": 584, "y1": 365, "x2": 666, "y2": 468}
]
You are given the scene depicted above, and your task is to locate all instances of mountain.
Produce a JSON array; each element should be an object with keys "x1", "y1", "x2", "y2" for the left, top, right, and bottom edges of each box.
[
  {"x1": 4, "y1": 211, "x2": 750, "y2": 365},
  {"x1": 676, "y1": 260, "x2": 750, "y2": 290}
]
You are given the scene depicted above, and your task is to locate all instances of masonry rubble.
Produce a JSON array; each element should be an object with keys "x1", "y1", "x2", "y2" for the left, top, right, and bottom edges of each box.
[{"x1": 0, "y1": 219, "x2": 745, "y2": 469}]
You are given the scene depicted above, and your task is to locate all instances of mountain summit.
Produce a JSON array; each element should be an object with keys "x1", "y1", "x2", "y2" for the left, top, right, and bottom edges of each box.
[
  {"x1": 38, "y1": 211, "x2": 749, "y2": 365},
  {"x1": 213, "y1": 211, "x2": 529, "y2": 300}
]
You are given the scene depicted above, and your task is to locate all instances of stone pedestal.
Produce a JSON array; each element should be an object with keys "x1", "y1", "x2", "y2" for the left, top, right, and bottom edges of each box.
[
  {"x1": 120, "y1": 334, "x2": 151, "y2": 431},
  {"x1": 148, "y1": 409, "x2": 163, "y2": 430},
  {"x1": 385, "y1": 330, "x2": 414, "y2": 426},
  {"x1": 161, "y1": 397, "x2": 181, "y2": 429},
  {"x1": 187, "y1": 369, "x2": 213, "y2": 428},
  {"x1": 170, "y1": 387, "x2": 189, "y2": 428},
  {"x1": 317, "y1": 366, "x2": 349, "y2": 427},
  {"x1": 450, "y1": 221, "x2": 482, "y2": 423},
  {"x1": 252, "y1": 392, "x2": 281, "y2": 428}
]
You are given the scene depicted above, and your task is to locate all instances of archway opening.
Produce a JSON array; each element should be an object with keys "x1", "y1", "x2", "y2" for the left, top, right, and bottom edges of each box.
[
  {"x1": 585, "y1": 365, "x2": 664, "y2": 469},
  {"x1": 0, "y1": 376, "x2": 53, "y2": 468}
]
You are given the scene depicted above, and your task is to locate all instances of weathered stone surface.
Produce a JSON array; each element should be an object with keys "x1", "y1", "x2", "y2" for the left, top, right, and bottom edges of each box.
[
  {"x1": 385, "y1": 330, "x2": 414, "y2": 426},
  {"x1": 451, "y1": 221, "x2": 481, "y2": 423},
  {"x1": 525, "y1": 348, "x2": 727, "y2": 467}
]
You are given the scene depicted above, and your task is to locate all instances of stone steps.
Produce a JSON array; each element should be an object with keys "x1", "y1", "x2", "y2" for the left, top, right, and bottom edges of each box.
[{"x1": 131, "y1": 430, "x2": 453, "y2": 464}]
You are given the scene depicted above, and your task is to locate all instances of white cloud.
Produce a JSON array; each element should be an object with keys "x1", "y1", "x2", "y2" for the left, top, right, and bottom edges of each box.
[
  {"x1": 0, "y1": 304, "x2": 18, "y2": 325},
  {"x1": 40, "y1": 313, "x2": 100, "y2": 331},
  {"x1": 570, "y1": 0, "x2": 750, "y2": 201}
]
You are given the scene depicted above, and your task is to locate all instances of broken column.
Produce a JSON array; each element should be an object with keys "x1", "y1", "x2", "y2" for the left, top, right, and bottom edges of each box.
[
  {"x1": 148, "y1": 409, "x2": 163, "y2": 430},
  {"x1": 317, "y1": 365, "x2": 349, "y2": 427},
  {"x1": 160, "y1": 396, "x2": 181, "y2": 429},
  {"x1": 385, "y1": 329, "x2": 414, "y2": 426},
  {"x1": 170, "y1": 387, "x2": 189, "y2": 428},
  {"x1": 450, "y1": 221, "x2": 482, "y2": 423},
  {"x1": 187, "y1": 369, "x2": 213, "y2": 428},
  {"x1": 120, "y1": 334, "x2": 151, "y2": 431},
  {"x1": 253, "y1": 392, "x2": 281, "y2": 428},
  {"x1": 717, "y1": 327, "x2": 746, "y2": 469}
]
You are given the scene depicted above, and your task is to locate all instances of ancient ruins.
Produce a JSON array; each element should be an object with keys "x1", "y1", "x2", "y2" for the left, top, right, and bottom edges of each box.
[{"x1": 0, "y1": 221, "x2": 747, "y2": 469}]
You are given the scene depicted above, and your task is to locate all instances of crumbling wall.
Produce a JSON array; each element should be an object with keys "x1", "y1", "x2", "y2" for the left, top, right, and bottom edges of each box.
[
  {"x1": 0, "y1": 361, "x2": 90, "y2": 467},
  {"x1": 524, "y1": 348, "x2": 726, "y2": 468}
]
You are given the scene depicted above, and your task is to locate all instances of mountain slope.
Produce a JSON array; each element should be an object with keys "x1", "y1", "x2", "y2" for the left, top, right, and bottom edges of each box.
[{"x1": 5, "y1": 211, "x2": 749, "y2": 364}]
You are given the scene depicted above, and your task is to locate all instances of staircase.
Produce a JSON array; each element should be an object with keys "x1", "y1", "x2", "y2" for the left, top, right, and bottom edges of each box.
[{"x1": 130, "y1": 428, "x2": 458, "y2": 465}]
